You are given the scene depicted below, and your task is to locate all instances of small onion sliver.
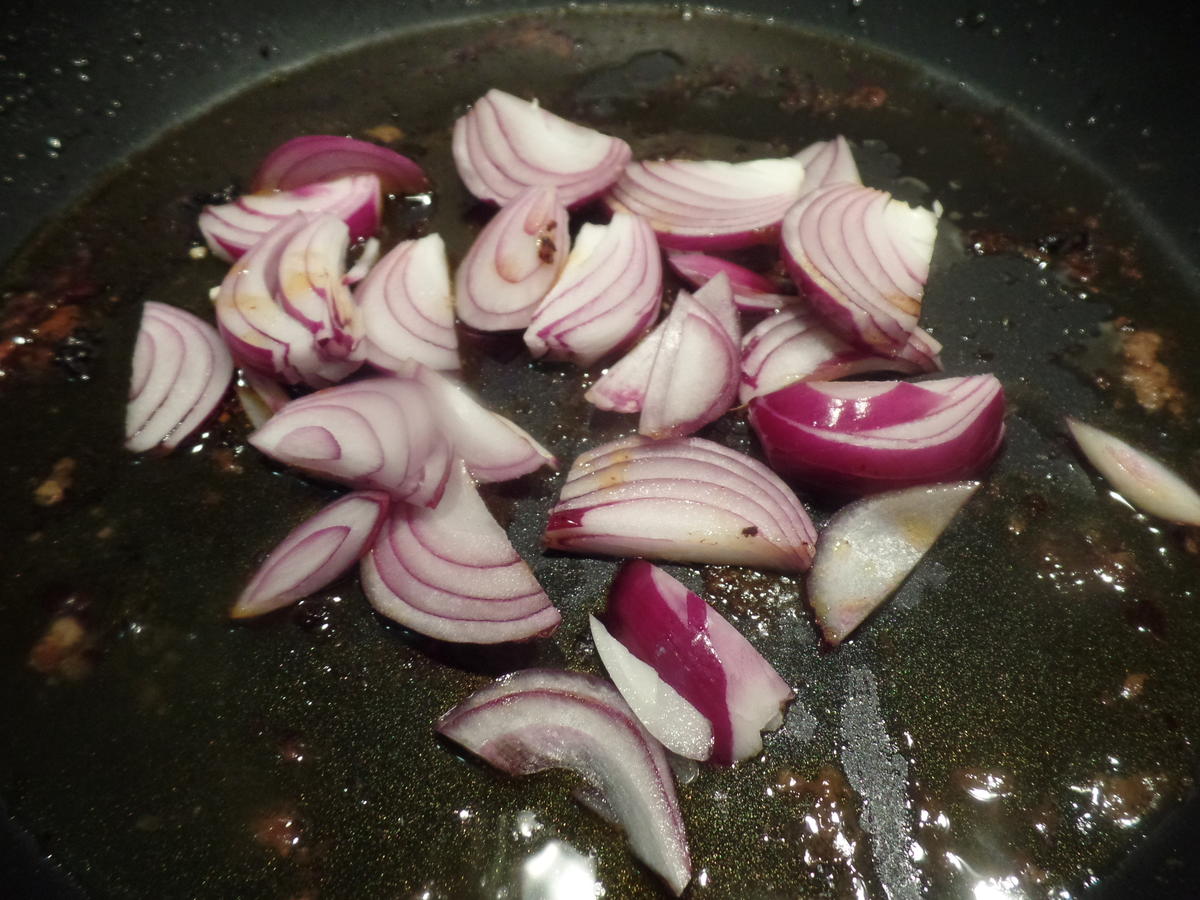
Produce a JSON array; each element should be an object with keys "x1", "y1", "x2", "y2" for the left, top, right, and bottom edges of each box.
[
  {"x1": 794, "y1": 135, "x2": 862, "y2": 196},
  {"x1": 235, "y1": 369, "x2": 291, "y2": 428},
  {"x1": 666, "y1": 251, "x2": 795, "y2": 313},
  {"x1": 585, "y1": 328, "x2": 664, "y2": 413},
  {"x1": 357, "y1": 233, "x2": 460, "y2": 373},
  {"x1": 231, "y1": 491, "x2": 390, "y2": 619},
  {"x1": 361, "y1": 462, "x2": 560, "y2": 643},
  {"x1": 1066, "y1": 418, "x2": 1200, "y2": 525},
  {"x1": 125, "y1": 301, "x2": 234, "y2": 453},
  {"x1": 252, "y1": 135, "x2": 429, "y2": 194},
  {"x1": 437, "y1": 669, "x2": 691, "y2": 895},
  {"x1": 808, "y1": 481, "x2": 980, "y2": 645}
]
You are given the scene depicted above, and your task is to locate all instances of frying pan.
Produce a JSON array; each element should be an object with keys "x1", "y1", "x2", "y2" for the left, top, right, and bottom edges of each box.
[{"x1": 2, "y1": 0, "x2": 1199, "y2": 896}]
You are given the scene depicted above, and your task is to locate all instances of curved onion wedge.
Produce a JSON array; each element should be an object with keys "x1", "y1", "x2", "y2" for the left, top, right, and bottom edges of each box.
[
  {"x1": 452, "y1": 89, "x2": 632, "y2": 208},
  {"x1": 248, "y1": 376, "x2": 452, "y2": 506},
  {"x1": 1066, "y1": 418, "x2": 1200, "y2": 525},
  {"x1": 544, "y1": 434, "x2": 816, "y2": 571},
  {"x1": 252, "y1": 135, "x2": 429, "y2": 194},
  {"x1": 357, "y1": 234, "x2": 460, "y2": 373},
  {"x1": 525, "y1": 212, "x2": 663, "y2": 366},
  {"x1": 593, "y1": 561, "x2": 793, "y2": 765},
  {"x1": 361, "y1": 462, "x2": 559, "y2": 643},
  {"x1": 808, "y1": 482, "x2": 980, "y2": 645},
  {"x1": 584, "y1": 327, "x2": 664, "y2": 414},
  {"x1": 455, "y1": 185, "x2": 569, "y2": 331},
  {"x1": 437, "y1": 669, "x2": 691, "y2": 895},
  {"x1": 748, "y1": 375, "x2": 1005, "y2": 496},
  {"x1": 666, "y1": 251, "x2": 796, "y2": 313},
  {"x1": 608, "y1": 157, "x2": 807, "y2": 250},
  {"x1": 125, "y1": 302, "x2": 234, "y2": 453},
  {"x1": 781, "y1": 182, "x2": 938, "y2": 355},
  {"x1": 231, "y1": 491, "x2": 389, "y2": 619},
  {"x1": 739, "y1": 307, "x2": 942, "y2": 403},
  {"x1": 794, "y1": 135, "x2": 862, "y2": 195},
  {"x1": 198, "y1": 174, "x2": 381, "y2": 263},
  {"x1": 408, "y1": 364, "x2": 556, "y2": 483}
]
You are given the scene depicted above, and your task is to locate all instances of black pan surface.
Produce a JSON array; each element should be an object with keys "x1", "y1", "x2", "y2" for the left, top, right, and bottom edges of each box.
[{"x1": 2, "y1": 5, "x2": 1199, "y2": 898}]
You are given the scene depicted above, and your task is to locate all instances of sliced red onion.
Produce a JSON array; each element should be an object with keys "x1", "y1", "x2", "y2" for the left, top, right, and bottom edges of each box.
[
  {"x1": 251, "y1": 135, "x2": 429, "y2": 195},
  {"x1": 198, "y1": 174, "x2": 382, "y2": 263},
  {"x1": 231, "y1": 491, "x2": 390, "y2": 619},
  {"x1": 357, "y1": 233, "x2": 460, "y2": 374},
  {"x1": 593, "y1": 560, "x2": 793, "y2": 765},
  {"x1": 451, "y1": 89, "x2": 632, "y2": 208},
  {"x1": 214, "y1": 213, "x2": 365, "y2": 388},
  {"x1": 343, "y1": 236, "x2": 381, "y2": 285},
  {"x1": 545, "y1": 434, "x2": 816, "y2": 572},
  {"x1": 781, "y1": 183, "x2": 938, "y2": 355},
  {"x1": 607, "y1": 157, "x2": 807, "y2": 250},
  {"x1": 248, "y1": 376, "x2": 452, "y2": 507},
  {"x1": 794, "y1": 135, "x2": 862, "y2": 196},
  {"x1": 666, "y1": 251, "x2": 796, "y2": 313},
  {"x1": 748, "y1": 375, "x2": 1006, "y2": 495},
  {"x1": 455, "y1": 185, "x2": 569, "y2": 332},
  {"x1": 584, "y1": 328, "x2": 663, "y2": 414},
  {"x1": 639, "y1": 278, "x2": 740, "y2": 439},
  {"x1": 1066, "y1": 418, "x2": 1200, "y2": 525},
  {"x1": 234, "y1": 369, "x2": 291, "y2": 428},
  {"x1": 739, "y1": 307, "x2": 943, "y2": 403},
  {"x1": 409, "y1": 364, "x2": 556, "y2": 483},
  {"x1": 125, "y1": 301, "x2": 234, "y2": 453},
  {"x1": 361, "y1": 462, "x2": 559, "y2": 643},
  {"x1": 524, "y1": 212, "x2": 662, "y2": 366},
  {"x1": 437, "y1": 669, "x2": 690, "y2": 894},
  {"x1": 808, "y1": 481, "x2": 980, "y2": 645}
]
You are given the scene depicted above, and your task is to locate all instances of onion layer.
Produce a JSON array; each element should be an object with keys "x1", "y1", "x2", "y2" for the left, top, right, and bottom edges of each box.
[
  {"x1": 808, "y1": 481, "x2": 980, "y2": 644},
  {"x1": 198, "y1": 174, "x2": 381, "y2": 263},
  {"x1": 525, "y1": 212, "x2": 663, "y2": 366},
  {"x1": 437, "y1": 669, "x2": 691, "y2": 895},
  {"x1": 740, "y1": 307, "x2": 942, "y2": 403},
  {"x1": 781, "y1": 183, "x2": 938, "y2": 355},
  {"x1": 452, "y1": 89, "x2": 632, "y2": 208},
  {"x1": 362, "y1": 462, "x2": 559, "y2": 643},
  {"x1": 545, "y1": 434, "x2": 816, "y2": 571},
  {"x1": 748, "y1": 375, "x2": 1006, "y2": 495},
  {"x1": 234, "y1": 369, "x2": 291, "y2": 429},
  {"x1": 455, "y1": 185, "x2": 569, "y2": 332},
  {"x1": 1066, "y1": 418, "x2": 1200, "y2": 525},
  {"x1": 231, "y1": 491, "x2": 390, "y2": 619},
  {"x1": 248, "y1": 376, "x2": 453, "y2": 507},
  {"x1": 794, "y1": 136, "x2": 862, "y2": 195},
  {"x1": 608, "y1": 157, "x2": 807, "y2": 250},
  {"x1": 125, "y1": 301, "x2": 234, "y2": 453},
  {"x1": 357, "y1": 233, "x2": 460, "y2": 373},
  {"x1": 252, "y1": 135, "x2": 429, "y2": 194},
  {"x1": 666, "y1": 251, "x2": 796, "y2": 313},
  {"x1": 593, "y1": 560, "x2": 793, "y2": 765}
]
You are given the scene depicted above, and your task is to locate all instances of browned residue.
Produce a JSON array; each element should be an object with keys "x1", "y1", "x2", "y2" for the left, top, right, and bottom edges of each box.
[
  {"x1": 28, "y1": 615, "x2": 95, "y2": 681},
  {"x1": 774, "y1": 765, "x2": 873, "y2": 895},
  {"x1": 362, "y1": 124, "x2": 405, "y2": 144},
  {"x1": 33, "y1": 456, "x2": 77, "y2": 506},
  {"x1": 1112, "y1": 319, "x2": 1186, "y2": 417},
  {"x1": 252, "y1": 808, "x2": 310, "y2": 862}
]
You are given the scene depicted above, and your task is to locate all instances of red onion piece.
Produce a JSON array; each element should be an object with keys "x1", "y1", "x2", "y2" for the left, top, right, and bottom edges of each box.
[
  {"x1": 666, "y1": 251, "x2": 796, "y2": 313},
  {"x1": 357, "y1": 233, "x2": 460, "y2": 374},
  {"x1": 584, "y1": 327, "x2": 664, "y2": 414},
  {"x1": 234, "y1": 369, "x2": 291, "y2": 428},
  {"x1": 231, "y1": 491, "x2": 390, "y2": 619},
  {"x1": 808, "y1": 481, "x2": 980, "y2": 644},
  {"x1": 410, "y1": 364, "x2": 556, "y2": 483},
  {"x1": 748, "y1": 375, "x2": 1006, "y2": 495},
  {"x1": 794, "y1": 135, "x2": 862, "y2": 196},
  {"x1": 125, "y1": 301, "x2": 234, "y2": 453},
  {"x1": 781, "y1": 183, "x2": 938, "y2": 355},
  {"x1": 214, "y1": 213, "x2": 365, "y2": 388},
  {"x1": 451, "y1": 89, "x2": 632, "y2": 208},
  {"x1": 1066, "y1": 418, "x2": 1200, "y2": 525},
  {"x1": 608, "y1": 157, "x2": 807, "y2": 250},
  {"x1": 437, "y1": 669, "x2": 691, "y2": 894},
  {"x1": 545, "y1": 434, "x2": 816, "y2": 571},
  {"x1": 361, "y1": 462, "x2": 560, "y2": 643},
  {"x1": 525, "y1": 212, "x2": 663, "y2": 366},
  {"x1": 251, "y1": 135, "x2": 429, "y2": 195},
  {"x1": 639, "y1": 277, "x2": 740, "y2": 439},
  {"x1": 342, "y1": 236, "x2": 381, "y2": 285},
  {"x1": 455, "y1": 185, "x2": 569, "y2": 331},
  {"x1": 248, "y1": 376, "x2": 453, "y2": 506},
  {"x1": 593, "y1": 560, "x2": 793, "y2": 765},
  {"x1": 739, "y1": 307, "x2": 943, "y2": 403},
  {"x1": 198, "y1": 174, "x2": 381, "y2": 263}
]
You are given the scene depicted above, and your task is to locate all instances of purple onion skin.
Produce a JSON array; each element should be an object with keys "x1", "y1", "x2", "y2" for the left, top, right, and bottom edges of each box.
[{"x1": 749, "y1": 378, "x2": 1007, "y2": 496}]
